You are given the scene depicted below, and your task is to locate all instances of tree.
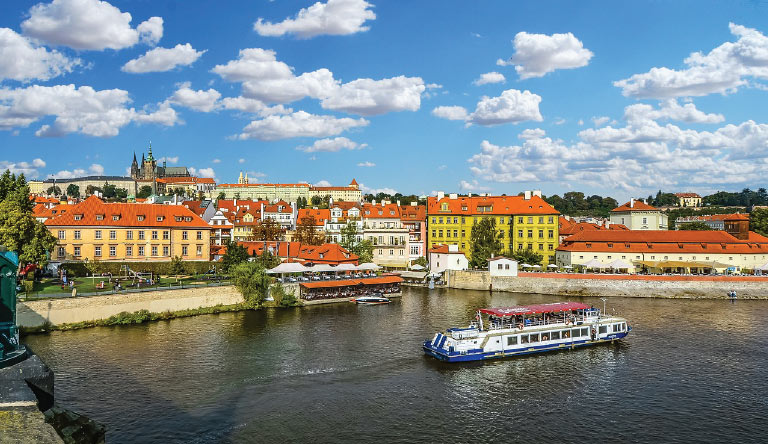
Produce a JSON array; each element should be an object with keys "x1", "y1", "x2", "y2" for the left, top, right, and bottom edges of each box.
[
  {"x1": 217, "y1": 192, "x2": 226, "y2": 201},
  {"x1": 231, "y1": 261, "x2": 270, "y2": 309},
  {"x1": 271, "y1": 283, "x2": 300, "y2": 307},
  {"x1": 414, "y1": 256, "x2": 428, "y2": 267},
  {"x1": 251, "y1": 218, "x2": 284, "y2": 241},
  {"x1": 0, "y1": 171, "x2": 57, "y2": 271},
  {"x1": 221, "y1": 241, "x2": 250, "y2": 273},
  {"x1": 310, "y1": 195, "x2": 322, "y2": 206},
  {"x1": 253, "y1": 249, "x2": 281, "y2": 269},
  {"x1": 510, "y1": 248, "x2": 544, "y2": 266},
  {"x1": 339, "y1": 218, "x2": 373, "y2": 263},
  {"x1": 296, "y1": 196, "x2": 307, "y2": 209},
  {"x1": 102, "y1": 183, "x2": 127, "y2": 200},
  {"x1": 751, "y1": 208, "x2": 768, "y2": 237},
  {"x1": 170, "y1": 256, "x2": 185, "y2": 278},
  {"x1": 46, "y1": 185, "x2": 61, "y2": 196},
  {"x1": 66, "y1": 184, "x2": 80, "y2": 198},
  {"x1": 137, "y1": 185, "x2": 153, "y2": 199},
  {"x1": 294, "y1": 215, "x2": 325, "y2": 245},
  {"x1": 677, "y1": 222, "x2": 713, "y2": 231},
  {"x1": 85, "y1": 184, "x2": 102, "y2": 196},
  {"x1": 469, "y1": 217, "x2": 503, "y2": 268}
]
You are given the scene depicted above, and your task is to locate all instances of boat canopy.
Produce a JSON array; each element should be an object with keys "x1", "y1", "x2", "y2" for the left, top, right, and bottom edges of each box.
[{"x1": 479, "y1": 302, "x2": 591, "y2": 317}]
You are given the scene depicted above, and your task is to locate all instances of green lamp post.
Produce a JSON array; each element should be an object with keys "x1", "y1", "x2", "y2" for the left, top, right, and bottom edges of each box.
[{"x1": 0, "y1": 245, "x2": 26, "y2": 368}]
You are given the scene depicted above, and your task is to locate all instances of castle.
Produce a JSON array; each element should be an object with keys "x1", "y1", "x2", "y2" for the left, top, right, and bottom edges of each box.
[{"x1": 130, "y1": 143, "x2": 190, "y2": 181}]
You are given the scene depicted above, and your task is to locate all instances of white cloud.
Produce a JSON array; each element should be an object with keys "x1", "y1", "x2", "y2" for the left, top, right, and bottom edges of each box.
[
  {"x1": 0, "y1": 158, "x2": 46, "y2": 178},
  {"x1": 237, "y1": 110, "x2": 369, "y2": 141},
  {"x1": 359, "y1": 183, "x2": 397, "y2": 195},
  {"x1": 592, "y1": 116, "x2": 610, "y2": 127},
  {"x1": 122, "y1": 44, "x2": 205, "y2": 73},
  {"x1": 297, "y1": 136, "x2": 366, "y2": 152},
  {"x1": 498, "y1": 31, "x2": 593, "y2": 79},
  {"x1": 0, "y1": 84, "x2": 180, "y2": 137},
  {"x1": 245, "y1": 171, "x2": 266, "y2": 182},
  {"x1": 158, "y1": 156, "x2": 178, "y2": 164},
  {"x1": 89, "y1": 163, "x2": 104, "y2": 175},
  {"x1": 137, "y1": 16, "x2": 163, "y2": 46},
  {"x1": 623, "y1": 99, "x2": 725, "y2": 124},
  {"x1": 437, "y1": 164, "x2": 447, "y2": 170},
  {"x1": 321, "y1": 76, "x2": 425, "y2": 116},
  {"x1": 188, "y1": 167, "x2": 216, "y2": 179},
  {"x1": 314, "y1": 180, "x2": 332, "y2": 187},
  {"x1": 553, "y1": 118, "x2": 566, "y2": 125},
  {"x1": 212, "y1": 158, "x2": 221, "y2": 164},
  {"x1": 238, "y1": 158, "x2": 246, "y2": 164},
  {"x1": 51, "y1": 162, "x2": 104, "y2": 179},
  {"x1": 615, "y1": 23, "x2": 768, "y2": 99},
  {"x1": 0, "y1": 28, "x2": 80, "y2": 81},
  {"x1": 220, "y1": 96, "x2": 292, "y2": 117},
  {"x1": 21, "y1": 0, "x2": 163, "y2": 51},
  {"x1": 473, "y1": 72, "x2": 506, "y2": 86},
  {"x1": 254, "y1": 0, "x2": 376, "y2": 38},
  {"x1": 169, "y1": 83, "x2": 221, "y2": 112},
  {"x1": 357, "y1": 161, "x2": 375, "y2": 167},
  {"x1": 458, "y1": 179, "x2": 490, "y2": 192},
  {"x1": 468, "y1": 89, "x2": 543, "y2": 126},
  {"x1": 432, "y1": 106, "x2": 469, "y2": 121}
]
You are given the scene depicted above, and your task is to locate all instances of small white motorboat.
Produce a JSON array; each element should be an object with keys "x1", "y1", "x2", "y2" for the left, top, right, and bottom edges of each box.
[{"x1": 351, "y1": 293, "x2": 390, "y2": 305}]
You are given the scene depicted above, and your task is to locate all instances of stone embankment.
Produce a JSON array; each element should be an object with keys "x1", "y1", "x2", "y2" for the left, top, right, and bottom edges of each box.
[
  {"x1": 448, "y1": 270, "x2": 768, "y2": 299},
  {"x1": 17, "y1": 286, "x2": 245, "y2": 329}
]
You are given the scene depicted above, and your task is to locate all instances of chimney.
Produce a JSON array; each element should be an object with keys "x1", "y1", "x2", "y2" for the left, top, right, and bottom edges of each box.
[
  {"x1": 371, "y1": 199, "x2": 376, "y2": 205},
  {"x1": 630, "y1": 198, "x2": 635, "y2": 208},
  {"x1": 397, "y1": 200, "x2": 401, "y2": 206},
  {"x1": 468, "y1": 193, "x2": 472, "y2": 198},
  {"x1": 449, "y1": 193, "x2": 458, "y2": 200},
  {"x1": 605, "y1": 221, "x2": 611, "y2": 229},
  {"x1": 524, "y1": 190, "x2": 532, "y2": 200},
  {"x1": 410, "y1": 201, "x2": 417, "y2": 206},
  {"x1": 437, "y1": 191, "x2": 445, "y2": 200}
]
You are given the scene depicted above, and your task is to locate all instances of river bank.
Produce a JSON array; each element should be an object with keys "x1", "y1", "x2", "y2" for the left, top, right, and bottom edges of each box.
[{"x1": 447, "y1": 270, "x2": 768, "y2": 298}]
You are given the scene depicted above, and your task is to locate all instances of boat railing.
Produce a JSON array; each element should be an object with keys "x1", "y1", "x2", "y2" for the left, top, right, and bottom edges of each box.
[{"x1": 485, "y1": 315, "x2": 588, "y2": 330}]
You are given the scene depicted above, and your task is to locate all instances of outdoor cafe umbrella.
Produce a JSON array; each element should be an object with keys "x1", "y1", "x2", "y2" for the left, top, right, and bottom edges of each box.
[
  {"x1": 531, "y1": 264, "x2": 541, "y2": 269},
  {"x1": 410, "y1": 264, "x2": 426, "y2": 271},
  {"x1": 547, "y1": 264, "x2": 559, "y2": 269},
  {"x1": 335, "y1": 263, "x2": 357, "y2": 271},
  {"x1": 358, "y1": 263, "x2": 381, "y2": 270},
  {"x1": 267, "y1": 262, "x2": 310, "y2": 274},
  {"x1": 608, "y1": 259, "x2": 634, "y2": 270},
  {"x1": 581, "y1": 259, "x2": 606, "y2": 269},
  {"x1": 520, "y1": 263, "x2": 532, "y2": 268}
]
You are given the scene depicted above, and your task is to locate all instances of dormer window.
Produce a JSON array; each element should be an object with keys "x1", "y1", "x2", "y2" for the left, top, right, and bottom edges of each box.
[
  {"x1": 95, "y1": 214, "x2": 104, "y2": 220},
  {"x1": 175, "y1": 216, "x2": 182, "y2": 222},
  {"x1": 184, "y1": 217, "x2": 192, "y2": 222},
  {"x1": 137, "y1": 215, "x2": 145, "y2": 221},
  {"x1": 157, "y1": 216, "x2": 164, "y2": 222},
  {"x1": 112, "y1": 215, "x2": 120, "y2": 221},
  {"x1": 74, "y1": 214, "x2": 83, "y2": 220},
  {"x1": 607, "y1": 243, "x2": 613, "y2": 248}
]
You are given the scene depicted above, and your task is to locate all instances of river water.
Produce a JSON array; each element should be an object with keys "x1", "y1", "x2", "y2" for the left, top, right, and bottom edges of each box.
[{"x1": 24, "y1": 288, "x2": 768, "y2": 443}]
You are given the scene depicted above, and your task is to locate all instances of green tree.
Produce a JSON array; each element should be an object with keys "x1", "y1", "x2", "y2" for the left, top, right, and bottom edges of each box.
[
  {"x1": 310, "y1": 195, "x2": 322, "y2": 206},
  {"x1": 137, "y1": 185, "x2": 153, "y2": 199},
  {"x1": 677, "y1": 222, "x2": 713, "y2": 231},
  {"x1": 102, "y1": 183, "x2": 128, "y2": 199},
  {"x1": 170, "y1": 256, "x2": 186, "y2": 278},
  {"x1": 66, "y1": 184, "x2": 80, "y2": 198},
  {"x1": 339, "y1": 218, "x2": 373, "y2": 263},
  {"x1": 231, "y1": 261, "x2": 270, "y2": 309},
  {"x1": 510, "y1": 248, "x2": 544, "y2": 266},
  {"x1": 0, "y1": 171, "x2": 57, "y2": 271},
  {"x1": 469, "y1": 217, "x2": 503, "y2": 268},
  {"x1": 751, "y1": 208, "x2": 768, "y2": 237},
  {"x1": 221, "y1": 241, "x2": 250, "y2": 273},
  {"x1": 253, "y1": 249, "x2": 281, "y2": 269},
  {"x1": 85, "y1": 184, "x2": 102, "y2": 196},
  {"x1": 217, "y1": 192, "x2": 226, "y2": 201},
  {"x1": 251, "y1": 218, "x2": 284, "y2": 241},
  {"x1": 413, "y1": 256, "x2": 428, "y2": 268},
  {"x1": 271, "y1": 283, "x2": 301, "y2": 307},
  {"x1": 294, "y1": 215, "x2": 325, "y2": 245},
  {"x1": 46, "y1": 185, "x2": 61, "y2": 196}
]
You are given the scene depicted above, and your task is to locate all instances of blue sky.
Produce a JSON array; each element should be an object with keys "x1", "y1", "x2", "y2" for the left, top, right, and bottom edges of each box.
[{"x1": 1, "y1": 0, "x2": 768, "y2": 201}]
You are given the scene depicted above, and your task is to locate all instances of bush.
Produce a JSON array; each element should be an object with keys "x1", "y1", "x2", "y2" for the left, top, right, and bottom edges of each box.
[
  {"x1": 106, "y1": 310, "x2": 152, "y2": 325},
  {"x1": 271, "y1": 283, "x2": 301, "y2": 307},
  {"x1": 59, "y1": 261, "x2": 219, "y2": 277},
  {"x1": 22, "y1": 280, "x2": 35, "y2": 294}
]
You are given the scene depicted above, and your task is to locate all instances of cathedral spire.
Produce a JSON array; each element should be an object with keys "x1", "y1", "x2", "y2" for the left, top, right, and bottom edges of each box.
[{"x1": 147, "y1": 141, "x2": 154, "y2": 162}]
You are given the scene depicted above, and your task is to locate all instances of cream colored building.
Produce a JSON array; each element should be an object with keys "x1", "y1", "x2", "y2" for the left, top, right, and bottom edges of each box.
[
  {"x1": 45, "y1": 196, "x2": 212, "y2": 262},
  {"x1": 215, "y1": 178, "x2": 361, "y2": 202},
  {"x1": 38, "y1": 176, "x2": 138, "y2": 197},
  {"x1": 675, "y1": 193, "x2": 702, "y2": 208},
  {"x1": 609, "y1": 199, "x2": 668, "y2": 230},
  {"x1": 362, "y1": 202, "x2": 409, "y2": 268}
]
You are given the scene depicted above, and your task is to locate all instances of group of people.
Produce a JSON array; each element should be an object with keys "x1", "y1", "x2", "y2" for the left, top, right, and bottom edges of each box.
[{"x1": 303, "y1": 284, "x2": 400, "y2": 301}]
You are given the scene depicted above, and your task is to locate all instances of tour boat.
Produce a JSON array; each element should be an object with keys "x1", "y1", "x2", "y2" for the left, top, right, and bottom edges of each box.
[
  {"x1": 423, "y1": 302, "x2": 631, "y2": 362},
  {"x1": 351, "y1": 293, "x2": 391, "y2": 305}
]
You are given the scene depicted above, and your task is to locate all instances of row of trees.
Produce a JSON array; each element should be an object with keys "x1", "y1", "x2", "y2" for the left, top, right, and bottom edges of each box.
[
  {"x1": 544, "y1": 192, "x2": 619, "y2": 218},
  {"x1": 364, "y1": 192, "x2": 423, "y2": 206},
  {"x1": 468, "y1": 218, "x2": 544, "y2": 268}
]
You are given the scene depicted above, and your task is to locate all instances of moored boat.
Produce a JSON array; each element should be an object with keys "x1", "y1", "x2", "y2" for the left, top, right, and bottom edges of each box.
[
  {"x1": 423, "y1": 302, "x2": 630, "y2": 362},
  {"x1": 351, "y1": 293, "x2": 391, "y2": 305}
]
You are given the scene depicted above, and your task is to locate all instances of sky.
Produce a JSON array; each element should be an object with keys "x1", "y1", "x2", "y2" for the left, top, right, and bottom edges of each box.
[{"x1": 1, "y1": 0, "x2": 768, "y2": 202}]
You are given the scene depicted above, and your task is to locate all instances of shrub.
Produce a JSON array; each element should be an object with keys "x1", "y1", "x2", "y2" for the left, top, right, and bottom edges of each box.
[{"x1": 59, "y1": 261, "x2": 218, "y2": 277}]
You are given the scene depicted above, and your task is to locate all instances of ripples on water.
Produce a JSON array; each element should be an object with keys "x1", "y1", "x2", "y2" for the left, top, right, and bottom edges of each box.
[{"x1": 24, "y1": 289, "x2": 768, "y2": 443}]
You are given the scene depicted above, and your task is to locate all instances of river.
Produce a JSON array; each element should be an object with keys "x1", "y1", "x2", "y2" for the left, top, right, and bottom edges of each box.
[{"x1": 24, "y1": 287, "x2": 768, "y2": 443}]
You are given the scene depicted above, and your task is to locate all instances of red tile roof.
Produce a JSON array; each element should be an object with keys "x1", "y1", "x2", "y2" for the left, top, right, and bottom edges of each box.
[
  {"x1": 238, "y1": 241, "x2": 358, "y2": 264},
  {"x1": 559, "y1": 217, "x2": 628, "y2": 236},
  {"x1": 611, "y1": 200, "x2": 658, "y2": 212},
  {"x1": 400, "y1": 205, "x2": 426, "y2": 221},
  {"x1": 362, "y1": 203, "x2": 401, "y2": 219},
  {"x1": 427, "y1": 195, "x2": 558, "y2": 215},
  {"x1": 298, "y1": 208, "x2": 330, "y2": 225},
  {"x1": 300, "y1": 275, "x2": 402, "y2": 288},
  {"x1": 45, "y1": 195, "x2": 210, "y2": 228},
  {"x1": 428, "y1": 244, "x2": 466, "y2": 255}
]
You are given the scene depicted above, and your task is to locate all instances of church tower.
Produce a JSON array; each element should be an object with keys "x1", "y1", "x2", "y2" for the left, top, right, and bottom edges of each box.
[
  {"x1": 130, "y1": 152, "x2": 139, "y2": 179},
  {"x1": 142, "y1": 143, "x2": 157, "y2": 181}
]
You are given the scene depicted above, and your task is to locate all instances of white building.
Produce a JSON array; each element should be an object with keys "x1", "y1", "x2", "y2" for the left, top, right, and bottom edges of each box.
[
  {"x1": 362, "y1": 202, "x2": 410, "y2": 269},
  {"x1": 488, "y1": 257, "x2": 518, "y2": 277},
  {"x1": 609, "y1": 198, "x2": 668, "y2": 230},
  {"x1": 428, "y1": 244, "x2": 468, "y2": 274}
]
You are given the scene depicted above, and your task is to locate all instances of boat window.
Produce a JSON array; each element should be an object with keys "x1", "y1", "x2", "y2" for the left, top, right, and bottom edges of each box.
[
  {"x1": 507, "y1": 336, "x2": 518, "y2": 346},
  {"x1": 541, "y1": 334, "x2": 549, "y2": 341},
  {"x1": 550, "y1": 331, "x2": 560, "y2": 340},
  {"x1": 572, "y1": 328, "x2": 581, "y2": 337},
  {"x1": 581, "y1": 327, "x2": 589, "y2": 337},
  {"x1": 529, "y1": 333, "x2": 540, "y2": 343},
  {"x1": 562, "y1": 330, "x2": 570, "y2": 339},
  {"x1": 599, "y1": 326, "x2": 608, "y2": 334},
  {"x1": 521, "y1": 335, "x2": 529, "y2": 344},
  {"x1": 622, "y1": 323, "x2": 626, "y2": 331},
  {"x1": 613, "y1": 324, "x2": 619, "y2": 332}
]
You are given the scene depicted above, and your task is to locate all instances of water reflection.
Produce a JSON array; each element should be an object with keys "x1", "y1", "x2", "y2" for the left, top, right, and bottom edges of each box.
[{"x1": 24, "y1": 287, "x2": 768, "y2": 443}]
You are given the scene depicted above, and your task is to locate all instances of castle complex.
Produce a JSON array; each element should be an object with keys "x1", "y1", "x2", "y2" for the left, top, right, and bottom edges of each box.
[{"x1": 130, "y1": 144, "x2": 190, "y2": 181}]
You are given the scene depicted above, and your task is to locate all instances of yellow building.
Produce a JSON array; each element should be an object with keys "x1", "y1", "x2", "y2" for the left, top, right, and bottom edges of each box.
[
  {"x1": 45, "y1": 196, "x2": 212, "y2": 262},
  {"x1": 675, "y1": 192, "x2": 702, "y2": 208},
  {"x1": 427, "y1": 191, "x2": 560, "y2": 264}
]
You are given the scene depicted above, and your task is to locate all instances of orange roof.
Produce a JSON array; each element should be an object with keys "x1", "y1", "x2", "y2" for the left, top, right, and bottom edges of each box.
[
  {"x1": 311, "y1": 186, "x2": 357, "y2": 191},
  {"x1": 559, "y1": 216, "x2": 628, "y2": 236},
  {"x1": 238, "y1": 241, "x2": 358, "y2": 264},
  {"x1": 332, "y1": 201, "x2": 362, "y2": 211},
  {"x1": 400, "y1": 205, "x2": 426, "y2": 221},
  {"x1": 362, "y1": 203, "x2": 401, "y2": 219},
  {"x1": 428, "y1": 244, "x2": 466, "y2": 255},
  {"x1": 611, "y1": 200, "x2": 658, "y2": 212},
  {"x1": 217, "y1": 183, "x2": 309, "y2": 188},
  {"x1": 45, "y1": 195, "x2": 210, "y2": 228},
  {"x1": 427, "y1": 195, "x2": 558, "y2": 215},
  {"x1": 724, "y1": 213, "x2": 750, "y2": 221},
  {"x1": 350, "y1": 178, "x2": 358, "y2": 186},
  {"x1": 33, "y1": 196, "x2": 60, "y2": 204},
  {"x1": 263, "y1": 200, "x2": 293, "y2": 213},
  {"x1": 675, "y1": 193, "x2": 701, "y2": 198},
  {"x1": 298, "y1": 208, "x2": 330, "y2": 225},
  {"x1": 33, "y1": 203, "x2": 72, "y2": 219},
  {"x1": 677, "y1": 213, "x2": 747, "y2": 222},
  {"x1": 300, "y1": 275, "x2": 402, "y2": 288}
]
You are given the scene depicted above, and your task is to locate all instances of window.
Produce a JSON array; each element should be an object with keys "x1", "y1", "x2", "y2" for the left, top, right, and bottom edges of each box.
[
  {"x1": 453, "y1": 230, "x2": 458, "y2": 238},
  {"x1": 138, "y1": 246, "x2": 145, "y2": 256},
  {"x1": 139, "y1": 231, "x2": 145, "y2": 240},
  {"x1": 94, "y1": 246, "x2": 102, "y2": 257},
  {"x1": 446, "y1": 230, "x2": 450, "y2": 238},
  {"x1": 163, "y1": 246, "x2": 169, "y2": 256},
  {"x1": 642, "y1": 217, "x2": 648, "y2": 224},
  {"x1": 461, "y1": 243, "x2": 466, "y2": 249},
  {"x1": 548, "y1": 230, "x2": 554, "y2": 239},
  {"x1": 529, "y1": 333, "x2": 540, "y2": 343},
  {"x1": 527, "y1": 217, "x2": 533, "y2": 224},
  {"x1": 599, "y1": 326, "x2": 608, "y2": 334},
  {"x1": 197, "y1": 231, "x2": 203, "y2": 240},
  {"x1": 432, "y1": 230, "x2": 436, "y2": 238},
  {"x1": 562, "y1": 330, "x2": 570, "y2": 339},
  {"x1": 548, "y1": 216, "x2": 554, "y2": 223},
  {"x1": 548, "y1": 244, "x2": 554, "y2": 251},
  {"x1": 163, "y1": 231, "x2": 169, "y2": 240},
  {"x1": 73, "y1": 246, "x2": 81, "y2": 256},
  {"x1": 551, "y1": 331, "x2": 561, "y2": 340},
  {"x1": 74, "y1": 230, "x2": 81, "y2": 240},
  {"x1": 539, "y1": 217, "x2": 544, "y2": 224},
  {"x1": 94, "y1": 230, "x2": 102, "y2": 240},
  {"x1": 151, "y1": 246, "x2": 158, "y2": 256},
  {"x1": 156, "y1": 216, "x2": 164, "y2": 222},
  {"x1": 126, "y1": 231, "x2": 133, "y2": 240},
  {"x1": 137, "y1": 215, "x2": 145, "y2": 221},
  {"x1": 57, "y1": 247, "x2": 65, "y2": 257},
  {"x1": 439, "y1": 230, "x2": 443, "y2": 237},
  {"x1": 453, "y1": 217, "x2": 458, "y2": 224},
  {"x1": 518, "y1": 244, "x2": 523, "y2": 250},
  {"x1": 527, "y1": 244, "x2": 532, "y2": 250},
  {"x1": 518, "y1": 217, "x2": 523, "y2": 224},
  {"x1": 438, "y1": 217, "x2": 443, "y2": 223},
  {"x1": 527, "y1": 230, "x2": 533, "y2": 238},
  {"x1": 432, "y1": 217, "x2": 436, "y2": 224},
  {"x1": 182, "y1": 231, "x2": 188, "y2": 240},
  {"x1": 461, "y1": 230, "x2": 465, "y2": 237},
  {"x1": 499, "y1": 217, "x2": 504, "y2": 224},
  {"x1": 126, "y1": 246, "x2": 132, "y2": 256},
  {"x1": 109, "y1": 230, "x2": 116, "y2": 240},
  {"x1": 74, "y1": 215, "x2": 82, "y2": 221},
  {"x1": 389, "y1": 249, "x2": 394, "y2": 256},
  {"x1": 521, "y1": 335, "x2": 529, "y2": 344},
  {"x1": 112, "y1": 215, "x2": 119, "y2": 221},
  {"x1": 538, "y1": 230, "x2": 544, "y2": 238},
  {"x1": 109, "y1": 246, "x2": 116, "y2": 257},
  {"x1": 58, "y1": 230, "x2": 65, "y2": 240},
  {"x1": 196, "y1": 245, "x2": 202, "y2": 256},
  {"x1": 538, "y1": 244, "x2": 544, "y2": 250},
  {"x1": 613, "y1": 324, "x2": 620, "y2": 332},
  {"x1": 498, "y1": 264, "x2": 503, "y2": 270},
  {"x1": 95, "y1": 214, "x2": 104, "y2": 221},
  {"x1": 507, "y1": 336, "x2": 518, "y2": 346},
  {"x1": 152, "y1": 231, "x2": 158, "y2": 240}
]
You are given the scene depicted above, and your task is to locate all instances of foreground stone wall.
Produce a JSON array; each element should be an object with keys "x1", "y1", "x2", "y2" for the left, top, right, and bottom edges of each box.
[
  {"x1": 17, "y1": 286, "x2": 244, "y2": 328},
  {"x1": 448, "y1": 270, "x2": 768, "y2": 299}
]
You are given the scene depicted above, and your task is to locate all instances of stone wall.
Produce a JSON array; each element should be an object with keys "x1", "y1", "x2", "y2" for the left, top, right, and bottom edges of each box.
[
  {"x1": 448, "y1": 270, "x2": 768, "y2": 299},
  {"x1": 17, "y1": 286, "x2": 244, "y2": 328}
]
